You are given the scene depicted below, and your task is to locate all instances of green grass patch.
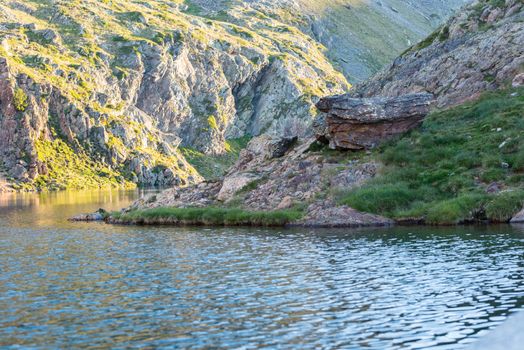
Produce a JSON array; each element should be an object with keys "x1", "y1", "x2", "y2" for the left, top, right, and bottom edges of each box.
[
  {"x1": 485, "y1": 190, "x2": 524, "y2": 223},
  {"x1": 33, "y1": 138, "x2": 135, "y2": 191},
  {"x1": 339, "y1": 88, "x2": 524, "y2": 224},
  {"x1": 13, "y1": 88, "x2": 28, "y2": 112},
  {"x1": 111, "y1": 207, "x2": 304, "y2": 227},
  {"x1": 181, "y1": 136, "x2": 251, "y2": 180}
]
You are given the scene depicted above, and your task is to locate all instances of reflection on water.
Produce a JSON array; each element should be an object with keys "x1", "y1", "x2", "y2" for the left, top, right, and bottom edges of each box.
[
  {"x1": 1, "y1": 190, "x2": 524, "y2": 349},
  {"x1": 0, "y1": 189, "x2": 153, "y2": 228}
]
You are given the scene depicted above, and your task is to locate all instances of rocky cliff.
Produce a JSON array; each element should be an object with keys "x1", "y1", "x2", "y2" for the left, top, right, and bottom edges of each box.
[
  {"x1": 0, "y1": 0, "x2": 464, "y2": 190},
  {"x1": 355, "y1": 0, "x2": 524, "y2": 107}
]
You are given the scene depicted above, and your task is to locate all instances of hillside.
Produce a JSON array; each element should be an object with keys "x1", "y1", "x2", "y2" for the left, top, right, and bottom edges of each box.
[
  {"x1": 0, "y1": 0, "x2": 464, "y2": 190},
  {"x1": 188, "y1": 0, "x2": 468, "y2": 82},
  {"x1": 117, "y1": 0, "x2": 524, "y2": 227}
]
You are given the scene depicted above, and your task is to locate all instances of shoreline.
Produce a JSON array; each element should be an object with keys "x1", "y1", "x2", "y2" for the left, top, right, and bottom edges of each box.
[{"x1": 70, "y1": 207, "x2": 524, "y2": 229}]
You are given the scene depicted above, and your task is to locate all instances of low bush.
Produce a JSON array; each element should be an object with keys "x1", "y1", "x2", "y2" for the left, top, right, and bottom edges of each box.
[{"x1": 426, "y1": 194, "x2": 488, "y2": 225}]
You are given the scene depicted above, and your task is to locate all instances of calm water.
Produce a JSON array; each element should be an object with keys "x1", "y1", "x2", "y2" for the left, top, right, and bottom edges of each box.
[{"x1": 1, "y1": 190, "x2": 524, "y2": 349}]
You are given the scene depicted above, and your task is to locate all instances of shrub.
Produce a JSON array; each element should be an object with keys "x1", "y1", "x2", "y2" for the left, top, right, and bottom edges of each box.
[
  {"x1": 13, "y1": 88, "x2": 28, "y2": 112},
  {"x1": 208, "y1": 115, "x2": 218, "y2": 130}
]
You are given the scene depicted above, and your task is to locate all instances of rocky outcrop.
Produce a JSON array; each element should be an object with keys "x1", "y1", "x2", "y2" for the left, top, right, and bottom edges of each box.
[
  {"x1": 0, "y1": 0, "x2": 349, "y2": 189},
  {"x1": 295, "y1": 201, "x2": 394, "y2": 228},
  {"x1": 245, "y1": 0, "x2": 468, "y2": 83},
  {"x1": 315, "y1": 93, "x2": 433, "y2": 149},
  {"x1": 123, "y1": 135, "x2": 389, "y2": 227},
  {"x1": 354, "y1": 0, "x2": 524, "y2": 107}
]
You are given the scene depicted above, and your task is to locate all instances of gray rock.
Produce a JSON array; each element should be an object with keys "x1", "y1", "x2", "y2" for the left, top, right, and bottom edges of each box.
[
  {"x1": 295, "y1": 200, "x2": 395, "y2": 228},
  {"x1": 510, "y1": 208, "x2": 524, "y2": 223},
  {"x1": 512, "y1": 73, "x2": 524, "y2": 88},
  {"x1": 469, "y1": 311, "x2": 524, "y2": 350}
]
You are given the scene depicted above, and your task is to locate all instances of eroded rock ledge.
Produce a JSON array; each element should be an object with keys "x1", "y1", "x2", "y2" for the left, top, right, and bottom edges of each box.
[{"x1": 315, "y1": 93, "x2": 433, "y2": 150}]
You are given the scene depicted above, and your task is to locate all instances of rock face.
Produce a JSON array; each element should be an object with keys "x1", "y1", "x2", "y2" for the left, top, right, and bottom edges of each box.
[
  {"x1": 247, "y1": 0, "x2": 468, "y2": 82},
  {"x1": 0, "y1": 0, "x2": 349, "y2": 189},
  {"x1": 315, "y1": 93, "x2": 433, "y2": 150},
  {"x1": 0, "y1": 0, "x2": 465, "y2": 190},
  {"x1": 355, "y1": 0, "x2": 524, "y2": 108}
]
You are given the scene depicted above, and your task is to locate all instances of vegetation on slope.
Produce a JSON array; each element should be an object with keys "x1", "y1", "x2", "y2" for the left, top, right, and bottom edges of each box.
[
  {"x1": 181, "y1": 136, "x2": 251, "y2": 180},
  {"x1": 339, "y1": 88, "x2": 524, "y2": 224},
  {"x1": 28, "y1": 138, "x2": 136, "y2": 191}
]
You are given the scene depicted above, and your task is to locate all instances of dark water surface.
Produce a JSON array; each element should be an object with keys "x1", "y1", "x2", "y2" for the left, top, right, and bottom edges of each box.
[{"x1": 1, "y1": 190, "x2": 524, "y2": 349}]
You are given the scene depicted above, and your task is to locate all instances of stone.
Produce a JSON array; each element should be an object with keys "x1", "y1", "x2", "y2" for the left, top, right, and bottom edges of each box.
[
  {"x1": 512, "y1": 73, "x2": 524, "y2": 88},
  {"x1": 316, "y1": 93, "x2": 433, "y2": 149},
  {"x1": 295, "y1": 200, "x2": 395, "y2": 228},
  {"x1": 486, "y1": 182, "x2": 502, "y2": 194},
  {"x1": 267, "y1": 137, "x2": 298, "y2": 159},
  {"x1": 217, "y1": 174, "x2": 259, "y2": 202},
  {"x1": 69, "y1": 209, "x2": 107, "y2": 222},
  {"x1": 510, "y1": 208, "x2": 524, "y2": 223},
  {"x1": 470, "y1": 311, "x2": 524, "y2": 350},
  {"x1": 277, "y1": 196, "x2": 294, "y2": 209},
  {"x1": 10, "y1": 164, "x2": 28, "y2": 179}
]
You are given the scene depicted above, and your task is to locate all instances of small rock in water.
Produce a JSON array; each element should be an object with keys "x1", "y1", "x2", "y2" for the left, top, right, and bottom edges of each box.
[{"x1": 70, "y1": 209, "x2": 107, "y2": 222}]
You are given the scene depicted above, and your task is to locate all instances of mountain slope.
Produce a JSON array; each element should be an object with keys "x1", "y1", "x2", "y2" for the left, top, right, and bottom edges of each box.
[
  {"x1": 188, "y1": 0, "x2": 469, "y2": 82},
  {"x1": 0, "y1": 0, "x2": 464, "y2": 190},
  {"x1": 356, "y1": 0, "x2": 524, "y2": 106}
]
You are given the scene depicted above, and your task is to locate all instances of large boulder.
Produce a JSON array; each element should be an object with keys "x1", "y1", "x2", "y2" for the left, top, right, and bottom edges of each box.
[{"x1": 315, "y1": 93, "x2": 433, "y2": 150}]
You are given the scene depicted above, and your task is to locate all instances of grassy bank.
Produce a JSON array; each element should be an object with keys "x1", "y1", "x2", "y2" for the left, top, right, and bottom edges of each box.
[
  {"x1": 109, "y1": 207, "x2": 304, "y2": 227},
  {"x1": 339, "y1": 88, "x2": 524, "y2": 224}
]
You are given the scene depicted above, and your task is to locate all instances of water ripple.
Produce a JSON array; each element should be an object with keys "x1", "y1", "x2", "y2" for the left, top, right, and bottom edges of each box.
[{"x1": 1, "y1": 193, "x2": 524, "y2": 349}]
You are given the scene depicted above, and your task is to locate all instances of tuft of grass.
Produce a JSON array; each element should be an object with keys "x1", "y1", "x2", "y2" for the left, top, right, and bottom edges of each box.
[
  {"x1": 485, "y1": 190, "x2": 524, "y2": 223},
  {"x1": 426, "y1": 193, "x2": 488, "y2": 225},
  {"x1": 339, "y1": 183, "x2": 421, "y2": 215},
  {"x1": 111, "y1": 207, "x2": 304, "y2": 226},
  {"x1": 339, "y1": 88, "x2": 524, "y2": 224}
]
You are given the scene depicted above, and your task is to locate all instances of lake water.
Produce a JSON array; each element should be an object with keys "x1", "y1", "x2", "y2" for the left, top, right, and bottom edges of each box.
[{"x1": 1, "y1": 189, "x2": 524, "y2": 349}]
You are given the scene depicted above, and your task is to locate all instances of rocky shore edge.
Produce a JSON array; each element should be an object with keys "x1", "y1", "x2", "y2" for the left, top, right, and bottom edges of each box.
[{"x1": 70, "y1": 204, "x2": 524, "y2": 228}]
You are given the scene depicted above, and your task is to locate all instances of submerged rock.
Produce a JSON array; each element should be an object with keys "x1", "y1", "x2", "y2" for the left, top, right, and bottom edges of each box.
[{"x1": 316, "y1": 93, "x2": 433, "y2": 150}]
